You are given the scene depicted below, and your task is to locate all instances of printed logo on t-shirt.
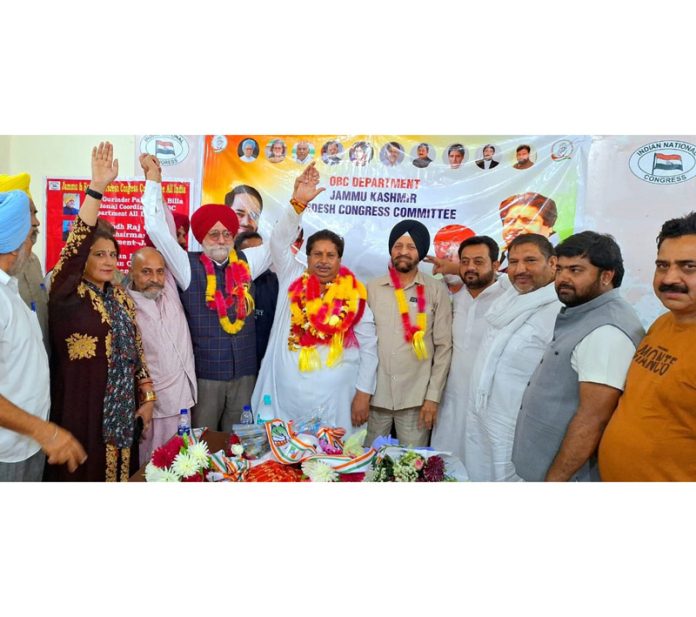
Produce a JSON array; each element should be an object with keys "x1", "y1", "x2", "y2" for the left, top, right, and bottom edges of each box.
[{"x1": 633, "y1": 343, "x2": 677, "y2": 376}]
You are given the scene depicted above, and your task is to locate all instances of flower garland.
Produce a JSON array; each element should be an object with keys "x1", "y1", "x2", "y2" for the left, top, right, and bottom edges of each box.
[
  {"x1": 288, "y1": 266, "x2": 367, "y2": 372},
  {"x1": 200, "y1": 250, "x2": 254, "y2": 334},
  {"x1": 388, "y1": 266, "x2": 428, "y2": 360}
]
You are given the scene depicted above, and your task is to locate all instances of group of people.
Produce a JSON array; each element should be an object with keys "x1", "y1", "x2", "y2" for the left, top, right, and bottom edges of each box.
[{"x1": 1, "y1": 142, "x2": 695, "y2": 482}]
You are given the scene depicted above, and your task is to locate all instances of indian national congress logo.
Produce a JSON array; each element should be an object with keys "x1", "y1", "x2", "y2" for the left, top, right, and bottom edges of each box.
[
  {"x1": 629, "y1": 140, "x2": 696, "y2": 185},
  {"x1": 140, "y1": 135, "x2": 190, "y2": 167}
]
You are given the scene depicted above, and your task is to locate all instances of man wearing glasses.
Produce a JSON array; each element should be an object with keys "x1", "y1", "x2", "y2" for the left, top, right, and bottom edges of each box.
[{"x1": 140, "y1": 155, "x2": 270, "y2": 432}]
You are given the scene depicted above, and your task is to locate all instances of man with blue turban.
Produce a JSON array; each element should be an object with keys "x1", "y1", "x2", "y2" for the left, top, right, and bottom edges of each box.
[
  {"x1": 0, "y1": 174, "x2": 49, "y2": 352},
  {"x1": 0, "y1": 189, "x2": 86, "y2": 481}
]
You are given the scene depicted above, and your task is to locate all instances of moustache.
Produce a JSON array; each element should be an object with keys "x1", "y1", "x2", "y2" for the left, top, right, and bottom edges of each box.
[
  {"x1": 659, "y1": 283, "x2": 688, "y2": 294},
  {"x1": 557, "y1": 284, "x2": 575, "y2": 292},
  {"x1": 144, "y1": 282, "x2": 164, "y2": 290}
]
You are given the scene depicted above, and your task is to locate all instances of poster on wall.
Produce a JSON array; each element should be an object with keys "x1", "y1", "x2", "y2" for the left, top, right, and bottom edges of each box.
[
  {"x1": 584, "y1": 135, "x2": 696, "y2": 327},
  {"x1": 45, "y1": 177, "x2": 192, "y2": 272},
  {"x1": 201, "y1": 135, "x2": 590, "y2": 283}
]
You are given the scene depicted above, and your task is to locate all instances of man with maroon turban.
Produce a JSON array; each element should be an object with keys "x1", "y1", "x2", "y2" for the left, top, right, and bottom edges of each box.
[
  {"x1": 140, "y1": 155, "x2": 270, "y2": 432},
  {"x1": 173, "y1": 212, "x2": 190, "y2": 250}
]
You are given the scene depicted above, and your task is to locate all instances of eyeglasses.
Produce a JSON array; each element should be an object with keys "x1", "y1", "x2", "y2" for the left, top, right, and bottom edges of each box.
[{"x1": 207, "y1": 230, "x2": 233, "y2": 241}]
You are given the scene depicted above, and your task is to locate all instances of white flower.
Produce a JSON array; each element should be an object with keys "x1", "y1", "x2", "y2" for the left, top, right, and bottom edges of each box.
[
  {"x1": 171, "y1": 452, "x2": 199, "y2": 478},
  {"x1": 230, "y1": 444, "x2": 244, "y2": 457},
  {"x1": 144, "y1": 462, "x2": 166, "y2": 482},
  {"x1": 187, "y1": 442, "x2": 210, "y2": 468},
  {"x1": 159, "y1": 468, "x2": 181, "y2": 482},
  {"x1": 145, "y1": 463, "x2": 180, "y2": 482},
  {"x1": 302, "y1": 460, "x2": 338, "y2": 482},
  {"x1": 394, "y1": 462, "x2": 419, "y2": 482}
]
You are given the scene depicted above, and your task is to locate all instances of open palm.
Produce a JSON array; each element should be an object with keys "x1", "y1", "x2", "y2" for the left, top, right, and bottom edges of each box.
[
  {"x1": 292, "y1": 161, "x2": 325, "y2": 204},
  {"x1": 91, "y1": 141, "x2": 119, "y2": 190}
]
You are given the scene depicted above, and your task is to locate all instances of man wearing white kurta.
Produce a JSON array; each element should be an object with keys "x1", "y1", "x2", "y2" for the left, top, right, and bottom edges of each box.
[
  {"x1": 464, "y1": 234, "x2": 561, "y2": 481},
  {"x1": 431, "y1": 236, "x2": 507, "y2": 460},
  {"x1": 251, "y1": 163, "x2": 378, "y2": 435},
  {"x1": 0, "y1": 190, "x2": 86, "y2": 480}
]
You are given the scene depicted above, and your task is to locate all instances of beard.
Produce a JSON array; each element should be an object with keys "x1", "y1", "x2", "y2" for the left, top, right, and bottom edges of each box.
[
  {"x1": 392, "y1": 255, "x2": 417, "y2": 273},
  {"x1": 141, "y1": 284, "x2": 164, "y2": 300},
  {"x1": 203, "y1": 244, "x2": 231, "y2": 263},
  {"x1": 556, "y1": 278, "x2": 603, "y2": 307},
  {"x1": 464, "y1": 269, "x2": 494, "y2": 290},
  {"x1": 9, "y1": 244, "x2": 31, "y2": 276}
]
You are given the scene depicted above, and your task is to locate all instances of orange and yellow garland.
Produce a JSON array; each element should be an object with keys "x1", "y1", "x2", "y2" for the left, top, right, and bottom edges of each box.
[
  {"x1": 200, "y1": 249, "x2": 254, "y2": 334},
  {"x1": 288, "y1": 266, "x2": 367, "y2": 372},
  {"x1": 389, "y1": 266, "x2": 428, "y2": 361}
]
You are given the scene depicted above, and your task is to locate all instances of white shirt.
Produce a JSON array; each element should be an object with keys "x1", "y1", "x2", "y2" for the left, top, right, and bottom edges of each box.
[
  {"x1": 251, "y1": 204, "x2": 378, "y2": 435},
  {"x1": 0, "y1": 269, "x2": 50, "y2": 462},
  {"x1": 464, "y1": 284, "x2": 562, "y2": 481},
  {"x1": 430, "y1": 280, "x2": 507, "y2": 458},
  {"x1": 571, "y1": 325, "x2": 636, "y2": 390}
]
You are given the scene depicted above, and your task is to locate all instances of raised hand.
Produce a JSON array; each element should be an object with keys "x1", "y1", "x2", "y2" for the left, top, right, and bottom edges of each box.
[
  {"x1": 91, "y1": 141, "x2": 119, "y2": 192},
  {"x1": 139, "y1": 153, "x2": 162, "y2": 182},
  {"x1": 292, "y1": 161, "x2": 325, "y2": 205}
]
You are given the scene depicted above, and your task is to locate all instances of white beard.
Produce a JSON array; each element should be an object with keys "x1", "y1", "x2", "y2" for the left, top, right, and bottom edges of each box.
[{"x1": 204, "y1": 245, "x2": 230, "y2": 263}]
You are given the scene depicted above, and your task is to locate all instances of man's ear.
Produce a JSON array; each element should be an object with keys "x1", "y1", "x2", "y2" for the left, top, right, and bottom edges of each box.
[{"x1": 601, "y1": 269, "x2": 615, "y2": 286}]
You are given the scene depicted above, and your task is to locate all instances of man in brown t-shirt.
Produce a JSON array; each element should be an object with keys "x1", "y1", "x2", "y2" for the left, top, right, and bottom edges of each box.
[{"x1": 599, "y1": 212, "x2": 696, "y2": 481}]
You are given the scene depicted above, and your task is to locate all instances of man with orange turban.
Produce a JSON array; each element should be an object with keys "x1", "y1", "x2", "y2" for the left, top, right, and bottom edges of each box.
[{"x1": 139, "y1": 155, "x2": 270, "y2": 432}]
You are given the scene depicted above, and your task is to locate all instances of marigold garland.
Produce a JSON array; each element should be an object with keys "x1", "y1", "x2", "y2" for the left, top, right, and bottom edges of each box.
[
  {"x1": 200, "y1": 250, "x2": 254, "y2": 334},
  {"x1": 388, "y1": 266, "x2": 428, "y2": 360},
  {"x1": 288, "y1": 266, "x2": 367, "y2": 371}
]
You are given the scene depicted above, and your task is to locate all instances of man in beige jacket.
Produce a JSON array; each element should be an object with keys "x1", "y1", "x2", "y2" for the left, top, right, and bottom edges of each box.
[{"x1": 366, "y1": 220, "x2": 453, "y2": 447}]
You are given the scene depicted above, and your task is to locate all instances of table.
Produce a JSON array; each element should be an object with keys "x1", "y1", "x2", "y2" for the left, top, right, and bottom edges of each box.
[{"x1": 130, "y1": 430, "x2": 469, "y2": 481}]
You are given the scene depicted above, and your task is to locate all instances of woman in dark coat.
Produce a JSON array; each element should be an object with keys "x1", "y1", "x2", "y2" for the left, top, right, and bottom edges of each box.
[{"x1": 45, "y1": 142, "x2": 155, "y2": 482}]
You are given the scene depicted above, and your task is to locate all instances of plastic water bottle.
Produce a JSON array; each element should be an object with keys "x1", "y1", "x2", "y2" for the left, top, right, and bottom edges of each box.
[
  {"x1": 177, "y1": 408, "x2": 191, "y2": 436},
  {"x1": 256, "y1": 394, "x2": 273, "y2": 425},
  {"x1": 240, "y1": 404, "x2": 253, "y2": 425}
]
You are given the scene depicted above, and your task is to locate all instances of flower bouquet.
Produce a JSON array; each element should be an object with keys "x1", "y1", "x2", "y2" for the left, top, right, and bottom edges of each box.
[
  {"x1": 144, "y1": 431, "x2": 210, "y2": 482},
  {"x1": 368, "y1": 448, "x2": 449, "y2": 482}
]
